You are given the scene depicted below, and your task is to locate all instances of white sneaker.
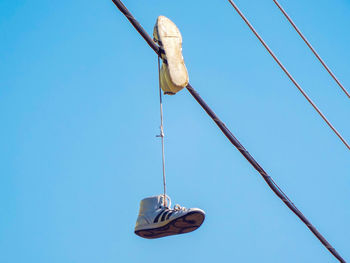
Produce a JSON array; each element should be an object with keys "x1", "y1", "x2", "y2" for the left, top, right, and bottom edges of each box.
[
  {"x1": 134, "y1": 195, "x2": 205, "y2": 239},
  {"x1": 153, "y1": 16, "x2": 189, "y2": 95}
]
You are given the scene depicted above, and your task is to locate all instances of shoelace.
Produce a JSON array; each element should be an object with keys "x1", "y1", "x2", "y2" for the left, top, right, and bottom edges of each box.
[
  {"x1": 174, "y1": 204, "x2": 186, "y2": 211},
  {"x1": 163, "y1": 195, "x2": 171, "y2": 208}
]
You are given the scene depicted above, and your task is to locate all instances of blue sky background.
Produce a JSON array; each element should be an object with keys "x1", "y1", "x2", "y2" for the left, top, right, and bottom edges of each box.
[{"x1": 1, "y1": 0, "x2": 349, "y2": 262}]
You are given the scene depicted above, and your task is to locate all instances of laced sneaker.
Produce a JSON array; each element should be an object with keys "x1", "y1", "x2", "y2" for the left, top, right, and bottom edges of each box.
[
  {"x1": 134, "y1": 194, "x2": 205, "y2": 239},
  {"x1": 153, "y1": 15, "x2": 189, "y2": 95}
]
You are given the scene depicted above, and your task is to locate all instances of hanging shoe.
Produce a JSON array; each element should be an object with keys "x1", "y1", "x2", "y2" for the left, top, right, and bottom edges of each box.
[
  {"x1": 134, "y1": 194, "x2": 205, "y2": 239},
  {"x1": 153, "y1": 15, "x2": 189, "y2": 95}
]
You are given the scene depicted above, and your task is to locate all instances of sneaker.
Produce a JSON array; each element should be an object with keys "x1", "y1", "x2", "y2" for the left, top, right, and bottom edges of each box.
[
  {"x1": 153, "y1": 16, "x2": 189, "y2": 95},
  {"x1": 134, "y1": 194, "x2": 205, "y2": 239}
]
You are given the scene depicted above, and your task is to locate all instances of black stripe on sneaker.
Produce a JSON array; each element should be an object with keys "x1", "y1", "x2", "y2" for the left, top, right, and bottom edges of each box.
[
  {"x1": 166, "y1": 211, "x2": 174, "y2": 220},
  {"x1": 153, "y1": 210, "x2": 165, "y2": 223},
  {"x1": 161, "y1": 210, "x2": 170, "y2": 222}
]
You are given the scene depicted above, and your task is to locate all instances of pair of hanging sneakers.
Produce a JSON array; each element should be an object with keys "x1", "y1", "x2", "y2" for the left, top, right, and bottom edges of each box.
[{"x1": 134, "y1": 17, "x2": 205, "y2": 239}]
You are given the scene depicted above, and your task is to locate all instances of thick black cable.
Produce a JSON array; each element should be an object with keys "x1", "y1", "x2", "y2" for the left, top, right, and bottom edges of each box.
[{"x1": 110, "y1": 1, "x2": 346, "y2": 262}]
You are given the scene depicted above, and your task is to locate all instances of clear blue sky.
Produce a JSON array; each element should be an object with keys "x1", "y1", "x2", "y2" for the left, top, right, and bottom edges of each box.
[{"x1": 1, "y1": 0, "x2": 349, "y2": 262}]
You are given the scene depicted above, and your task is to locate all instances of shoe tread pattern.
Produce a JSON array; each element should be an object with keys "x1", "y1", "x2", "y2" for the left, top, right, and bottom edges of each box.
[{"x1": 135, "y1": 211, "x2": 205, "y2": 239}]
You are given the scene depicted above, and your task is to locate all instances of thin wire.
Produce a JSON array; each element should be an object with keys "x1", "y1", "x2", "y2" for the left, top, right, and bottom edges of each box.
[
  {"x1": 272, "y1": 0, "x2": 350, "y2": 98},
  {"x1": 157, "y1": 56, "x2": 167, "y2": 206},
  {"x1": 186, "y1": 84, "x2": 346, "y2": 263},
  {"x1": 227, "y1": 0, "x2": 350, "y2": 151},
  {"x1": 110, "y1": 1, "x2": 346, "y2": 261}
]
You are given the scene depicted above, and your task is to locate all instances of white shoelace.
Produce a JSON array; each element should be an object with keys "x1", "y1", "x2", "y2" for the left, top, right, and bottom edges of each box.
[{"x1": 174, "y1": 204, "x2": 186, "y2": 211}]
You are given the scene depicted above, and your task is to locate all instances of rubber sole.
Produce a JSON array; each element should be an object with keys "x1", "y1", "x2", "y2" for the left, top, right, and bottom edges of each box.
[
  {"x1": 135, "y1": 211, "x2": 205, "y2": 239},
  {"x1": 155, "y1": 16, "x2": 188, "y2": 90}
]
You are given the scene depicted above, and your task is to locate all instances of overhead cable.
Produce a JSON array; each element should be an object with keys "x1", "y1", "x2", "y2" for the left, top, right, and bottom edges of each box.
[
  {"x1": 110, "y1": 0, "x2": 346, "y2": 261},
  {"x1": 273, "y1": 0, "x2": 350, "y2": 98},
  {"x1": 227, "y1": 0, "x2": 350, "y2": 151}
]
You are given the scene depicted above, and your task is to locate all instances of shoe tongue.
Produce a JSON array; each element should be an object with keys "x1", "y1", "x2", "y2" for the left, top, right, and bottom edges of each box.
[{"x1": 139, "y1": 195, "x2": 166, "y2": 213}]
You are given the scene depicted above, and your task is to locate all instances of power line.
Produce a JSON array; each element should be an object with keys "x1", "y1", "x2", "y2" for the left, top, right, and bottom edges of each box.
[
  {"x1": 110, "y1": 1, "x2": 346, "y2": 262},
  {"x1": 227, "y1": 0, "x2": 350, "y2": 151},
  {"x1": 272, "y1": 0, "x2": 350, "y2": 98}
]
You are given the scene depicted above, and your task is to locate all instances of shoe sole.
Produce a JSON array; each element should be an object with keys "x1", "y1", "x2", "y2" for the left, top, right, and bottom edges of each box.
[
  {"x1": 134, "y1": 211, "x2": 205, "y2": 239},
  {"x1": 155, "y1": 16, "x2": 189, "y2": 89}
]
